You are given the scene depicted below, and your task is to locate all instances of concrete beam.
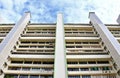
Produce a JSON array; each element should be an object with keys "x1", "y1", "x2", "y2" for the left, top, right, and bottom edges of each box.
[
  {"x1": 54, "y1": 13, "x2": 67, "y2": 78},
  {"x1": 89, "y1": 12, "x2": 120, "y2": 69},
  {"x1": 10, "y1": 55, "x2": 54, "y2": 59},
  {"x1": 9, "y1": 55, "x2": 110, "y2": 60},
  {"x1": 0, "y1": 12, "x2": 30, "y2": 77}
]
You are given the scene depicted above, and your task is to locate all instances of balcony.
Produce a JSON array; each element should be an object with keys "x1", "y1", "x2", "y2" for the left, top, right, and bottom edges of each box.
[
  {"x1": 20, "y1": 37, "x2": 55, "y2": 40},
  {"x1": 21, "y1": 33, "x2": 55, "y2": 37},
  {"x1": 67, "y1": 64, "x2": 112, "y2": 68},
  {"x1": 68, "y1": 70, "x2": 116, "y2": 75},
  {"x1": 4, "y1": 70, "x2": 53, "y2": 75},
  {"x1": 10, "y1": 55, "x2": 54, "y2": 60},
  {"x1": 65, "y1": 33, "x2": 98, "y2": 37},
  {"x1": 65, "y1": 37, "x2": 100, "y2": 41},
  {"x1": 67, "y1": 55, "x2": 110, "y2": 60}
]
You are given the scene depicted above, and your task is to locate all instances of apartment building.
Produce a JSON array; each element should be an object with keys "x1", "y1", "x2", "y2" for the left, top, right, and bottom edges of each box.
[{"x1": 0, "y1": 12, "x2": 120, "y2": 78}]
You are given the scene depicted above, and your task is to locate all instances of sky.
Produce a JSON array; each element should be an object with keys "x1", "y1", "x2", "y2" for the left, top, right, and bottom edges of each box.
[{"x1": 0, "y1": 0, "x2": 120, "y2": 24}]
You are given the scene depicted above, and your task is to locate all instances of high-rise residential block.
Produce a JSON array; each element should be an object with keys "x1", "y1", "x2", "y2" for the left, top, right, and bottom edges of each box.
[{"x1": 0, "y1": 12, "x2": 120, "y2": 78}]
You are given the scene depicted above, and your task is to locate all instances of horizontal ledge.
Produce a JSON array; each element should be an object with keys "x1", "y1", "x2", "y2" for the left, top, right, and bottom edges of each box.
[
  {"x1": 68, "y1": 70, "x2": 116, "y2": 75},
  {"x1": 19, "y1": 37, "x2": 101, "y2": 42},
  {"x1": 67, "y1": 64, "x2": 112, "y2": 68},
  {"x1": 4, "y1": 70, "x2": 53, "y2": 75},
  {"x1": 67, "y1": 55, "x2": 110, "y2": 59},
  {"x1": 10, "y1": 55, "x2": 110, "y2": 60},
  {"x1": 20, "y1": 37, "x2": 55, "y2": 40},
  {"x1": 10, "y1": 55, "x2": 54, "y2": 60},
  {"x1": 65, "y1": 37, "x2": 100, "y2": 40},
  {"x1": 8, "y1": 64, "x2": 53, "y2": 68},
  {"x1": 8, "y1": 64, "x2": 111, "y2": 68}
]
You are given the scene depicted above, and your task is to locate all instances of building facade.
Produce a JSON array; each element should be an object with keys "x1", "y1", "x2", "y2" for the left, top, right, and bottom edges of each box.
[{"x1": 0, "y1": 12, "x2": 120, "y2": 78}]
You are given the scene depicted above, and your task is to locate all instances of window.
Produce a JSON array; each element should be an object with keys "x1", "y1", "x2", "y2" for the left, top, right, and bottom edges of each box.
[
  {"x1": 90, "y1": 67, "x2": 99, "y2": 71},
  {"x1": 11, "y1": 61, "x2": 23, "y2": 64},
  {"x1": 75, "y1": 42, "x2": 81, "y2": 44},
  {"x1": 40, "y1": 75, "x2": 53, "y2": 78},
  {"x1": 90, "y1": 42, "x2": 98, "y2": 44},
  {"x1": 32, "y1": 68, "x2": 40, "y2": 71},
  {"x1": 4, "y1": 74, "x2": 18, "y2": 78},
  {"x1": 68, "y1": 75, "x2": 80, "y2": 78},
  {"x1": 83, "y1": 42, "x2": 88, "y2": 44},
  {"x1": 30, "y1": 75, "x2": 39, "y2": 78},
  {"x1": 79, "y1": 61, "x2": 87, "y2": 64},
  {"x1": 102, "y1": 75, "x2": 115, "y2": 78},
  {"x1": 86, "y1": 32, "x2": 93, "y2": 34},
  {"x1": 97, "y1": 61, "x2": 109, "y2": 64},
  {"x1": 66, "y1": 42, "x2": 74, "y2": 44},
  {"x1": 76, "y1": 46, "x2": 82, "y2": 48},
  {"x1": 66, "y1": 46, "x2": 75, "y2": 48},
  {"x1": 68, "y1": 68, "x2": 79, "y2": 71},
  {"x1": 102, "y1": 67, "x2": 109, "y2": 70},
  {"x1": 19, "y1": 75, "x2": 28, "y2": 78},
  {"x1": 72, "y1": 29, "x2": 78, "y2": 31},
  {"x1": 67, "y1": 62, "x2": 78, "y2": 64},
  {"x1": 22, "y1": 67, "x2": 30, "y2": 71},
  {"x1": 41, "y1": 68, "x2": 53, "y2": 71},
  {"x1": 39, "y1": 42, "x2": 45, "y2": 44},
  {"x1": 82, "y1": 75, "x2": 91, "y2": 78},
  {"x1": 33, "y1": 61, "x2": 41, "y2": 64},
  {"x1": 80, "y1": 68, "x2": 89, "y2": 71},
  {"x1": 88, "y1": 61, "x2": 96, "y2": 64},
  {"x1": 21, "y1": 41, "x2": 30, "y2": 44},
  {"x1": 46, "y1": 46, "x2": 53, "y2": 48},
  {"x1": 73, "y1": 32, "x2": 78, "y2": 34},
  {"x1": 32, "y1": 42, "x2": 38, "y2": 44},
  {"x1": 8, "y1": 67, "x2": 21, "y2": 70},
  {"x1": 24, "y1": 61, "x2": 32, "y2": 64},
  {"x1": 43, "y1": 61, "x2": 54, "y2": 64}
]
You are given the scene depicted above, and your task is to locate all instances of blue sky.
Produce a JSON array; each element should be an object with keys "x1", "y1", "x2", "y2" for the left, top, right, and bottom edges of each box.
[{"x1": 0, "y1": 0, "x2": 120, "y2": 24}]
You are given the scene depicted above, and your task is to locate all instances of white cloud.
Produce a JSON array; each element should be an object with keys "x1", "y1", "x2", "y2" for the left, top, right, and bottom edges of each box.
[
  {"x1": 0, "y1": 0, "x2": 120, "y2": 24},
  {"x1": 90, "y1": 0, "x2": 120, "y2": 24},
  {"x1": 0, "y1": 0, "x2": 13, "y2": 10}
]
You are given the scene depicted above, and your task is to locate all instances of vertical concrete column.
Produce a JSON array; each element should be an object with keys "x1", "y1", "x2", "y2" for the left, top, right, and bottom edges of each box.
[
  {"x1": 0, "y1": 12, "x2": 30, "y2": 77},
  {"x1": 117, "y1": 14, "x2": 120, "y2": 24},
  {"x1": 54, "y1": 13, "x2": 67, "y2": 78},
  {"x1": 89, "y1": 12, "x2": 120, "y2": 71}
]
